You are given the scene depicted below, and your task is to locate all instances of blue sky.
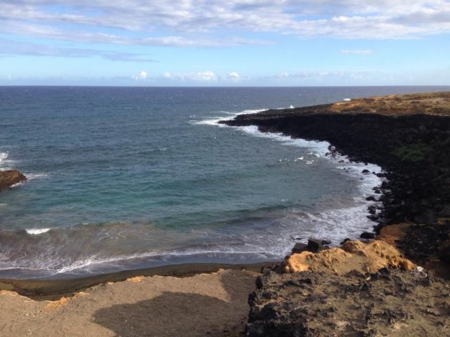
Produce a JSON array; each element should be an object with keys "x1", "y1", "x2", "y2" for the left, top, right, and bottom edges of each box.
[{"x1": 1, "y1": 0, "x2": 449, "y2": 86}]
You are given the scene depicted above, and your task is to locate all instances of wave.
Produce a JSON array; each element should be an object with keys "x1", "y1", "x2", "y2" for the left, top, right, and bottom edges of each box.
[
  {"x1": 0, "y1": 152, "x2": 7, "y2": 161},
  {"x1": 24, "y1": 173, "x2": 48, "y2": 180},
  {"x1": 0, "y1": 223, "x2": 281, "y2": 278},
  {"x1": 0, "y1": 151, "x2": 16, "y2": 170},
  {"x1": 192, "y1": 108, "x2": 266, "y2": 126},
  {"x1": 0, "y1": 180, "x2": 382, "y2": 279},
  {"x1": 26, "y1": 228, "x2": 52, "y2": 235}
]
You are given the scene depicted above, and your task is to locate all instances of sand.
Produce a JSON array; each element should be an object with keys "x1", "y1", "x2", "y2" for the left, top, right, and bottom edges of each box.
[{"x1": 0, "y1": 269, "x2": 258, "y2": 337}]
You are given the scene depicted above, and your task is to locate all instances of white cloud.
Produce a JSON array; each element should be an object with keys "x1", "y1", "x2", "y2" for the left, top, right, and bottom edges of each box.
[
  {"x1": 277, "y1": 72, "x2": 290, "y2": 78},
  {"x1": 0, "y1": 0, "x2": 449, "y2": 44},
  {"x1": 133, "y1": 70, "x2": 148, "y2": 80},
  {"x1": 340, "y1": 50, "x2": 373, "y2": 55},
  {"x1": 227, "y1": 71, "x2": 240, "y2": 81},
  {"x1": 163, "y1": 71, "x2": 218, "y2": 81},
  {"x1": 0, "y1": 37, "x2": 156, "y2": 62}
]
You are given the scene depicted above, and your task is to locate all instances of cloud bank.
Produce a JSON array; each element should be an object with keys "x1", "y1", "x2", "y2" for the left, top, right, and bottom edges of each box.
[{"x1": 0, "y1": 0, "x2": 449, "y2": 48}]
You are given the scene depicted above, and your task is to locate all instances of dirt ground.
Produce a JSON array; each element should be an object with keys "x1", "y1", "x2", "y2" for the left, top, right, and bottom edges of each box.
[{"x1": 0, "y1": 269, "x2": 258, "y2": 337}]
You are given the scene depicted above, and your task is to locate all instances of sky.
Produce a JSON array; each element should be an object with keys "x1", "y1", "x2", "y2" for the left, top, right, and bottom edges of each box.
[{"x1": 0, "y1": 0, "x2": 449, "y2": 86}]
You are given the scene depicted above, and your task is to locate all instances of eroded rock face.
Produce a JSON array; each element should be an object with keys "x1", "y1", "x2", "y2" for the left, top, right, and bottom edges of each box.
[
  {"x1": 283, "y1": 240, "x2": 415, "y2": 275},
  {"x1": 247, "y1": 241, "x2": 430, "y2": 336},
  {"x1": 0, "y1": 170, "x2": 27, "y2": 191}
]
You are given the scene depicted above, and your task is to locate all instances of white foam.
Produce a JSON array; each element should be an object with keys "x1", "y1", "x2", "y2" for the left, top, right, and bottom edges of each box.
[
  {"x1": 234, "y1": 123, "x2": 384, "y2": 197},
  {"x1": 296, "y1": 205, "x2": 375, "y2": 243},
  {"x1": 26, "y1": 228, "x2": 51, "y2": 235},
  {"x1": 238, "y1": 125, "x2": 330, "y2": 157},
  {"x1": 0, "y1": 151, "x2": 15, "y2": 170},
  {"x1": 192, "y1": 108, "x2": 266, "y2": 126},
  {"x1": 25, "y1": 173, "x2": 48, "y2": 180},
  {"x1": 9, "y1": 182, "x2": 25, "y2": 189},
  {"x1": 53, "y1": 247, "x2": 276, "y2": 275},
  {"x1": 194, "y1": 117, "x2": 228, "y2": 127}
]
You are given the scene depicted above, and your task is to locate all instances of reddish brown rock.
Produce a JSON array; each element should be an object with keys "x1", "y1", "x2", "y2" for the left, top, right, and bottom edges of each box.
[
  {"x1": 283, "y1": 240, "x2": 415, "y2": 275},
  {"x1": 0, "y1": 170, "x2": 27, "y2": 191}
]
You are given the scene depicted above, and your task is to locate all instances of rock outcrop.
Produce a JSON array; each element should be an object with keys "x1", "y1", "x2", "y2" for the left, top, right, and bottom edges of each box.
[
  {"x1": 283, "y1": 240, "x2": 415, "y2": 275},
  {"x1": 0, "y1": 170, "x2": 27, "y2": 191},
  {"x1": 221, "y1": 92, "x2": 450, "y2": 336},
  {"x1": 246, "y1": 267, "x2": 449, "y2": 336},
  {"x1": 245, "y1": 241, "x2": 449, "y2": 337}
]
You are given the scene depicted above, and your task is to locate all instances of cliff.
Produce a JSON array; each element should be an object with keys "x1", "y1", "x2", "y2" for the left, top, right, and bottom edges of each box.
[
  {"x1": 222, "y1": 92, "x2": 450, "y2": 336},
  {"x1": 222, "y1": 92, "x2": 450, "y2": 263}
]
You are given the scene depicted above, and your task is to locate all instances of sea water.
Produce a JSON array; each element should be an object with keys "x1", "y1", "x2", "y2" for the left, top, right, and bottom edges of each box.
[{"x1": 0, "y1": 86, "x2": 447, "y2": 279}]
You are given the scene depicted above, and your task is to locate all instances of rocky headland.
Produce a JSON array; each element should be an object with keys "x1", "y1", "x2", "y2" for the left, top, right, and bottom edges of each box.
[
  {"x1": 0, "y1": 170, "x2": 26, "y2": 191},
  {"x1": 223, "y1": 92, "x2": 450, "y2": 266},
  {"x1": 222, "y1": 92, "x2": 450, "y2": 336}
]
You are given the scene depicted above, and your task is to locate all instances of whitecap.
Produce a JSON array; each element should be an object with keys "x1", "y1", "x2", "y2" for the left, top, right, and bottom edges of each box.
[
  {"x1": 9, "y1": 182, "x2": 25, "y2": 189},
  {"x1": 192, "y1": 108, "x2": 266, "y2": 127},
  {"x1": 26, "y1": 228, "x2": 51, "y2": 235},
  {"x1": 25, "y1": 173, "x2": 48, "y2": 180}
]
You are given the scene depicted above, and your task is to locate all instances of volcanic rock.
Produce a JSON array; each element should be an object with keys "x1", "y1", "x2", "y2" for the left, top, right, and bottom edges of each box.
[{"x1": 0, "y1": 170, "x2": 27, "y2": 191}]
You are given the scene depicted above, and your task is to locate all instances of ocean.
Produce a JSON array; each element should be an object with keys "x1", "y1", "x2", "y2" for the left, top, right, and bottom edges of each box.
[{"x1": 0, "y1": 86, "x2": 447, "y2": 279}]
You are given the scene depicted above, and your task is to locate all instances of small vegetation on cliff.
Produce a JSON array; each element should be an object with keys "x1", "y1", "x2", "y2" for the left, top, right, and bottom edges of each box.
[{"x1": 392, "y1": 143, "x2": 431, "y2": 162}]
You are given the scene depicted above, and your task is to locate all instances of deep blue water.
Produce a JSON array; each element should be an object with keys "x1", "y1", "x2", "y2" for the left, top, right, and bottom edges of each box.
[{"x1": 0, "y1": 86, "x2": 447, "y2": 279}]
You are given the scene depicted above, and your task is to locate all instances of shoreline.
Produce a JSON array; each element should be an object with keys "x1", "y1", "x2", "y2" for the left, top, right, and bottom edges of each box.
[{"x1": 0, "y1": 261, "x2": 275, "y2": 298}]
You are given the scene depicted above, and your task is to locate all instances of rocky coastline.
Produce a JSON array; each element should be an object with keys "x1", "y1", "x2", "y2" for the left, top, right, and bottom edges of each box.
[
  {"x1": 222, "y1": 92, "x2": 450, "y2": 266},
  {"x1": 221, "y1": 92, "x2": 450, "y2": 336}
]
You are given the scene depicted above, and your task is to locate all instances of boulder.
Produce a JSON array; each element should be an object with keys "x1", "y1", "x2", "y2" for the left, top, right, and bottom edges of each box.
[
  {"x1": 291, "y1": 239, "x2": 330, "y2": 254},
  {"x1": 360, "y1": 231, "x2": 376, "y2": 239},
  {"x1": 0, "y1": 170, "x2": 27, "y2": 191},
  {"x1": 306, "y1": 238, "x2": 324, "y2": 253},
  {"x1": 291, "y1": 242, "x2": 308, "y2": 254}
]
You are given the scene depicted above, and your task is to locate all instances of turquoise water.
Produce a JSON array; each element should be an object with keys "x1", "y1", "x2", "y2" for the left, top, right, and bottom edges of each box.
[{"x1": 0, "y1": 86, "x2": 446, "y2": 279}]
